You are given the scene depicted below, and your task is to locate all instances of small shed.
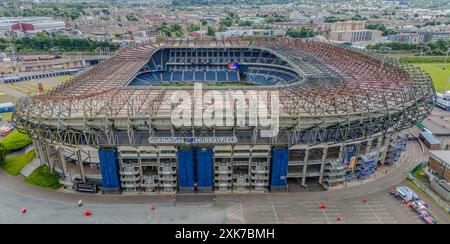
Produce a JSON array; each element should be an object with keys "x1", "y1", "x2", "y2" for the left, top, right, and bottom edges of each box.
[{"x1": 419, "y1": 131, "x2": 441, "y2": 150}]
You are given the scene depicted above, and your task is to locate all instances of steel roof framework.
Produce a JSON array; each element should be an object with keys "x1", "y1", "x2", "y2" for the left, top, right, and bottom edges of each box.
[{"x1": 12, "y1": 38, "x2": 435, "y2": 147}]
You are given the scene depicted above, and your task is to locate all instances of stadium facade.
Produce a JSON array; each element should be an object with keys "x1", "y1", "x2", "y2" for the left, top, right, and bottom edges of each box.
[{"x1": 12, "y1": 38, "x2": 435, "y2": 193}]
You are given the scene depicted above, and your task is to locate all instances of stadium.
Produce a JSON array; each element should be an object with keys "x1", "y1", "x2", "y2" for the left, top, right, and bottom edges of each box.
[{"x1": 12, "y1": 38, "x2": 435, "y2": 194}]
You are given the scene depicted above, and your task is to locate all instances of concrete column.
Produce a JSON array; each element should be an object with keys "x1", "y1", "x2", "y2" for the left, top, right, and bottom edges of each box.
[
  {"x1": 338, "y1": 144, "x2": 344, "y2": 159},
  {"x1": 301, "y1": 149, "x2": 309, "y2": 186},
  {"x1": 380, "y1": 136, "x2": 391, "y2": 165},
  {"x1": 319, "y1": 147, "x2": 328, "y2": 184},
  {"x1": 376, "y1": 136, "x2": 383, "y2": 160},
  {"x1": 58, "y1": 145, "x2": 68, "y2": 177},
  {"x1": 376, "y1": 136, "x2": 383, "y2": 151},
  {"x1": 75, "y1": 147, "x2": 85, "y2": 182},
  {"x1": 138, "y1": 153, "x2": 144, "y2": 191},
  {"x1": 33, "y1": 139, "x2": 43, "y2": 161},
  {"x1": 44, "y1": 143, "x2": 53, "y2": 171},
  {"x1": 365, "y1": 139, "x2": 373, "y2": 154},
  {"x1": 36, "y1": 141, "x2": 48, "y2": 166}
]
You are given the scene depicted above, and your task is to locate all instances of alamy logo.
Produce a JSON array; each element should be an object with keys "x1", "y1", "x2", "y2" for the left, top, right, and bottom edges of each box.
[{"x1": 170, "y1": 83, "x2": 280, "y2": 137}]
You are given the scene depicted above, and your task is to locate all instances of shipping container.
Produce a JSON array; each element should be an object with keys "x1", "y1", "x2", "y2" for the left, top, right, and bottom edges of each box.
[{"x1": 0, "y1": 102, "x2": 14, "y2": 113}]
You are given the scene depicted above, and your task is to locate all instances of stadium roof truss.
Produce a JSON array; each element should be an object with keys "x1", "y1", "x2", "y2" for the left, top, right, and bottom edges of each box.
[{"x1": 12, "y1": 38, "x2": 436, "y2": 147}]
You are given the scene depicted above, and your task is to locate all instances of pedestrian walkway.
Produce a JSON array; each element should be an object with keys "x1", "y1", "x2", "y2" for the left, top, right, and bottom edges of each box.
[{"x1": 20, "y1": 158, "x2": 42, "y2": 177}]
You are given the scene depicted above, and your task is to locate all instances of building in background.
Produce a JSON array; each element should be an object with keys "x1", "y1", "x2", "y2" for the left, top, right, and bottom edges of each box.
[
  {"x1": 322, "y1": 20, "x2": 366, "y2": 32},
  {"x1": 386, "y1": 31, "x2": 450, "y2": 43},
  {"x1": 426, "y1": 151, "x2": 450, "y2": 201},
  {"x1": 326, "y1": 29, "x2": 382, "y2": 43},
  {"x1": 428, "y1": 151, "x2": 450, "y2": 182},
  {"x1": 321, "y1": 21, "x2": 381, "y2": 43},
  {"x1": 215, "y1": 29, "x2": 286, "y2": 40}
]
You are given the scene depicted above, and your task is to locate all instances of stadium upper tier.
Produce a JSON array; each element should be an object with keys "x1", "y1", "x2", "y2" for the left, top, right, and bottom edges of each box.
[
  {"x1": 127, "y1": 47, "x2": 301, "y2": 86},
  {"x1": 13, "y1": 38, "x2": 435, "y2": 146}
]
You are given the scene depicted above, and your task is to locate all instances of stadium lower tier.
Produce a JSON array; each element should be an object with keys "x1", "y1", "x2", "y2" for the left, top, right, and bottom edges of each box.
[{"x1": 34, "y1": 133, "x2": 408, "y2": 193}]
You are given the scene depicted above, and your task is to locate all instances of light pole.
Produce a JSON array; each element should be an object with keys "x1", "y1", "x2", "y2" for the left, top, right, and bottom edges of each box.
[
  {"x1": 445, "y1": 77, "x2": 450, "y2": 94},
  {"x1": 443, "y1": 47, "x2": 449, "y2": 70}
]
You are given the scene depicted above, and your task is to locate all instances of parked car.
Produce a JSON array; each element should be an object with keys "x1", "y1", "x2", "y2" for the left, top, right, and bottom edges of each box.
[{"x1": 421, "y1": 214, "x2": 438, "y2": 224}]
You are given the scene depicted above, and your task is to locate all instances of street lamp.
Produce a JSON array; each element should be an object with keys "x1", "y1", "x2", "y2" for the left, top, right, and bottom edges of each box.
[{"x1": 443, "y1": 47, "x2": 449, "y2": 70}]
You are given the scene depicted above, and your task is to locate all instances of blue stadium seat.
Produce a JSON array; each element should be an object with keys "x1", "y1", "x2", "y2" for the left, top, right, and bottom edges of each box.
[
  {"x1": 217, "y1": 71, "x2": 227, "y2": 81},
  {"x1": 161, "y1": 72, "x2": 171, "y2": 81},
  {"x1": 194, "y1": 72, "x2": 205, "y2": 81},
  {"x1": 184, "y1": 71, "x2": 194, "y2": 81},
  {"x1": 227, "y1": 71, "x2": 238, "y2": 82},
  {"x1": 172, "y1": 71, "x2": 183, "y2": 81},
  {"x1": 206, "y1": 72, "x2": 216, "y2": 81}
]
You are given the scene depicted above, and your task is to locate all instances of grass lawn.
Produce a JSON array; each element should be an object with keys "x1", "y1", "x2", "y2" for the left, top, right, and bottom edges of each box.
[
  {"x1": 24, "y1": 165, "x2": 62, "y2": 190},
  {"x1": 57, "y1": 75, "x2": 73, "y2": 83},
  {"x1": 0, "y1": 112, "x2": 13, "y2": 121},
  {"x1": 6, "y1": 80, "x2": 57, "y2": 96},
  {"x1": 412, "y1": 167, "x2": 429, "y2": 184},
  {"x1": 1, "y1": 150, "x2": 35, "y2": 176},
  {"x1": 400, "y1": 56, "x2": 449, "y2": 64},
  {"x1": 412, "y1": 63, "x2": 450, "y2": 92},
  {"x1": 0, "y1": 130, "x2": 32, "y2": 152},
  {"x1": 0, "y1": 90, "x2": 18, "y2": 104}
]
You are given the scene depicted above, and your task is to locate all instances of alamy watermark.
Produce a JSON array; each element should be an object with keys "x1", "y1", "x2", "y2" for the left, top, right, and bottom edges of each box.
[{"x1": 170, "y1": 83, "x2": 280, "y2": 137}]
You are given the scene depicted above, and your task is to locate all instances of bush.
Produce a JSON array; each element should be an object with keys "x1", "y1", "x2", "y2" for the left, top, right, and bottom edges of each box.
[
  {"x1": 0, "y1": 130, "x2": 32, "y2": 152},
  {"x1": 24, "y1": 165, "x2": 62, "y2": 190}
]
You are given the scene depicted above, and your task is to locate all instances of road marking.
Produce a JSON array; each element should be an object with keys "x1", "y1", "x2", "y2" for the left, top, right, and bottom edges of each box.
[
  {"x1": 271, "y1": 203, "x2": 280, "y2": 224},
  {"x1": 364, "y1": 203, "x2": 383, "y2": 224},
  {"x1": 227, "y1": 202, "x2": 245, "y2": 224},
  {"x1": 147, "y1": 211, "x2": 160, "y2": 224}
]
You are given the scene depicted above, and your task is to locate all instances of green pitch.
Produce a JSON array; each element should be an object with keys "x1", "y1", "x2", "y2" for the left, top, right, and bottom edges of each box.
[{"x1": 414, "y1": 63, "x2": 450, "y2": 92}]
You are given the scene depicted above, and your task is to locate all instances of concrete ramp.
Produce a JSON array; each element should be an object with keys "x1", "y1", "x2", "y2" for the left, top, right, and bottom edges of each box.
[{"x1": 20, "y1": 158, "x2": 42, "y2": 177}]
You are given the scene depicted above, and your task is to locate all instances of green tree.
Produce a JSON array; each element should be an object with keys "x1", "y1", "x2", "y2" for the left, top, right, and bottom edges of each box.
[
  {"x1": 126, "y1": 13, "x2": 138, "y2": 22},
  {"x1": 207, "y1": 26, "x2": 216, "y2": 36},
  {"x1": 220, "y1": 17, "x2": 233, "y2": 27},
  {"x1": 239, "y1": 20, "x2": 253, "y2": 27},
  {"x1": 351, "y1": 14, "x2": 367, "y2": 21},
  {"x1": 286, "y1": 27, "x2": 315, "y2": 38},
  {"x1": 324, "y1": 16, "x2": 340, "y2": 23},
  {"x1": 187, "y1": 24, "x2": 200, "y2": 32}
]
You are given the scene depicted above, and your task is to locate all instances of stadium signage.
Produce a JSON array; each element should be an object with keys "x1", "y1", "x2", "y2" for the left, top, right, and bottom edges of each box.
[{"x1": 148, "y1": 136, "x2": 238, "y2": 145}]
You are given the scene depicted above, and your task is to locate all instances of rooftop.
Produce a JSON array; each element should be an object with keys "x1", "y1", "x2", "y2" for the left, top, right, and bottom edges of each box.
[{"x1": 430, "y1": 150, "x2": 450, "y2": 166}]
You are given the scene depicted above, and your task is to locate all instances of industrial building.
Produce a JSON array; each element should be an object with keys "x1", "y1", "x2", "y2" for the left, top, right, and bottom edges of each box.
[
  {"x1": 12, "y1": 38, "x2": 435, "y2": 194},
  {"x1": 0, "y1": 17, "x2": 66, "y2": 36},
  {"x1": 426, "y1": 150, "x2": 450, "y2": 201},
  {"x1": 325, "y1": 29, "x2": 382, "y2": 43},
  {"x1": 321, "y1": 20, "x2": 382, "y2": 43},
  {"x1": 387, "y1": 31, "x2": 450, "y2": 43}
]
